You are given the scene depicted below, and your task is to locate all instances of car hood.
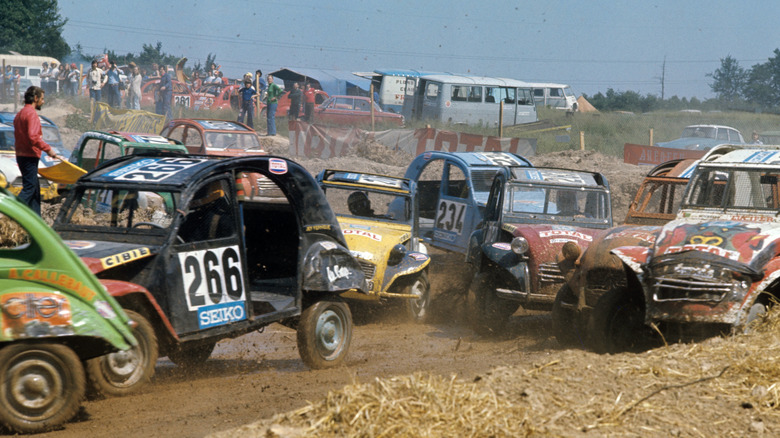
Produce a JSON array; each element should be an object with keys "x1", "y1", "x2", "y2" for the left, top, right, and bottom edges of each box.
[
  {"x1": 337, "y1": 217, "x2": 411, "y2": 261},
  {"x1": 504, "y1": 223, "x2": 606, "y2": 263},
  {"x1": 653, "y1": 217, "x2": 780, "y2": 268},
  {"x1": 64, "y1": 240, "x2": 159, "y2": 274}
]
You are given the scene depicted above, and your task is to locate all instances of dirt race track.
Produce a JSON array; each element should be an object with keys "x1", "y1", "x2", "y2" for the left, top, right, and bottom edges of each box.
[{"x1": 35, "y1": 307, "x2": 558, "y2": 438}]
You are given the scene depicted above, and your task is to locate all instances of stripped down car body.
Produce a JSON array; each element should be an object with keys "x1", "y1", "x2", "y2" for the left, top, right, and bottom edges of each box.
[
  {"x1": 317, "y1": 170, "x2": 431, "y2": 321},
  {"x1": 0, "y1": 188, "x2": 136, "y2": 433},
  {"x1": 52, "y1": 154, "x2": 366, "y2": 397},
  {"x1": 465, "y1": 166, "x2": 612, "y2": 335},
  {"x1": 552, "y1": 158, "x2": 696, "y2": 351},
  {"x1": 577, "y1": 146, "x2": 780, "y2": 352}
]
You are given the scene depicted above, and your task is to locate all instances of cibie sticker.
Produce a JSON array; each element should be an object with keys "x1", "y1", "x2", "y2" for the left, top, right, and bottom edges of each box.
[
  {"x1": 177, "y1": 245, "x2": 247, "y2": 329},
  {"x1": 269, "y1": 158, "x2": 288, "y2": 174},
  {"x1": 492, "y1": 242, "x2": 512, "y2": 251}
]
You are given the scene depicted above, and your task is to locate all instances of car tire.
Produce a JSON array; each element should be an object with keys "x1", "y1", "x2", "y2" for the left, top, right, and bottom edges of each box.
[
  {"x1": 86, "y1": 310, "x2": 158, "y2": 397},
  {"x1": 734, "y1": 297, "x2": 770, "y2": 334},
  {"x1": 466, "y1": 273, "x2": 519, "y2": 336},
  {"x1": 404, "y1": 272, "x2": 431, "y2": 323},
  {"x1": 551, "y1": 285, "x2": 585, "y2": 348},
  {"x1": 588, "y1": 287, "x2": 656, "y2": 354},
  {"x1": 167, "y1": 341, "x2": 217, "y2": 368},
  {"x1": 0, "y1": 343, "x2": 85, "y2": 434},
  {"x1": 297, "y1": 297, "x2": 353, "y2": 369}
]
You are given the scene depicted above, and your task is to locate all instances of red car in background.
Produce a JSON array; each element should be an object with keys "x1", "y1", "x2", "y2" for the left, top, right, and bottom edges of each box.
[
  {"x1": 258, "y1": 89, "x2": 329, "y2": 117},
  {"x1": 314, "y1": 95, "x2": 404, "y2": 127},
  {"x1": 160, "y1": 119, "x2": 264, "y2": 155},
  {"x1": 191, "y1": 83, "x2": 242, "y2": 111},
  {"x1": 140, "y1": 79, "x2": 193, "y2": 108}
]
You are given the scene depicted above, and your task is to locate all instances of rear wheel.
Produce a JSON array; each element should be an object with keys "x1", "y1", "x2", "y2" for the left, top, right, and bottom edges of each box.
[
  {"x1": 168, "y1": 341, "x2": 217, "y2": 368},
  {"x1": 86, "y1": 310, "x2": 157, "y2": 397},
  {"x1": 589, "y1": 287, "x2": 657, "y2": 354},
  {"x1": 404, "y1": 272, "x2": 431, "y2": 323},
  {"x1": 466, "y1": 273, "x2": 519, "y2": 336},
  {"x1": 0, "y1": 343, "x2": 85, "y2": 434},
  {"x1": 551, "y1": 285, "x2": 584, "y2": 347},
  {"x1": 297, "y1": 297, "x2": 353, "y2": 369}
]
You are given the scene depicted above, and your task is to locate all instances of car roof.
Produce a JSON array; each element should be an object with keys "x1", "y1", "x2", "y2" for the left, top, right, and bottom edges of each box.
[
  {"x1": 508, "y1": 166, "x2": 607, "y2": 188},
  {"x1": 704, "y1": 148, "x2": 780, "y2": 167},
  {"x1": 683, "y1": 124, "x2": 739, "y2": 130},
  {"x1": 168, "y1": 119, "x2": 254, "y2": 132},
  {"x1": 0, "y1": 111, "x2": 57, "y2": 127},
  {"x1": 418, "y1": 151, "x2": 532, "y2": 168},
  {"x1": 319, "y1": 170, "x2": 412, "y2": 195}
]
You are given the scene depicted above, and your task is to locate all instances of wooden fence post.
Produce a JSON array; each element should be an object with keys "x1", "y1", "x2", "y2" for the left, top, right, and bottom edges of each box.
[
  {"x1": 649, "y1": 128, "x2": 654, "y2": 146},
  {"x1": 580, "y1": 131, "x2": 585, "y2": 150}
]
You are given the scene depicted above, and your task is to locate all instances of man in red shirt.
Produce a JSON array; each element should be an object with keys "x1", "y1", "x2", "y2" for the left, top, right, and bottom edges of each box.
[
  {"x1": 14, "y1": 86, "x2": 61, "y2": 215},
  {"x1": 303, "y1": 83, "x2": 317, "y2": 122}
]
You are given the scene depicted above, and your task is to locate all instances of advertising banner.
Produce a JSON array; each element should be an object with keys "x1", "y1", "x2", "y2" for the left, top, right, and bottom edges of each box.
[{"x1": 90, "y1": 101, "x2": 166, "y2": 134}]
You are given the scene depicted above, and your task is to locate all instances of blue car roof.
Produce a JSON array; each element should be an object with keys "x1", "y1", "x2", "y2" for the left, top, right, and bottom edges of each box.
[
  {"x1": 417, "y1": 151, "x2": 532, "y2": 168},
  {"x1": 0, "y1": 111, "x2": 57, "y2": 127}
]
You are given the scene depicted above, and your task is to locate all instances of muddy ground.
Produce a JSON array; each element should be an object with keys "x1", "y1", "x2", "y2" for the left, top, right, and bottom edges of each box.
[{"x1": 13, "y1": 100, "x2": 759, "y2": 437}]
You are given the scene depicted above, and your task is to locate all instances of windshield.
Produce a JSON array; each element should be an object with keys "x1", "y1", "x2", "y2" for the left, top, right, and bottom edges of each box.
[
  {"x1": 470, "y1": 169, "x2": 501, "y2": 205},
  {"x1": 60, "y1": 187, "x2": 178, "y2": 230},
  {"x1": 681, "y1": 126, "x2": 716, "y2": 139},
  {"x1": 684, "y1": 167, "x2": 780, "y2": 210},
  {"x1": 204, "y1": 132, "x2": 262, "y2": 149},
  {"x1": 324, "y1": 186, "x2": 412, "y2": 225},
  {"x1": 504, "y1": 184, "x2": 610, "y2": 222}
]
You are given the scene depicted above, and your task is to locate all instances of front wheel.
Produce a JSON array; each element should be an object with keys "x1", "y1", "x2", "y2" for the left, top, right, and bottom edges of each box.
[
  {"x1": 297, "y1": 297, "x2": 353, "y2": 369},
  {"x1": 551, "y1": 285, "x2": 584, "y2": 348},
  {"x1": 404, "y1": 272, "x2": 431, "y2": 323},
  {"x1": 588, "y1": 287, "x2": 656, "y2": 354},
  {"x1": 86, "y1": 310, "x2": 158, "y2": 397},
  {"x1": 0, "y1": 343, "x2": 86, "y2": 434},
  {"x1": 466, "y1": 273, "x2": 519, "y2": 336}
]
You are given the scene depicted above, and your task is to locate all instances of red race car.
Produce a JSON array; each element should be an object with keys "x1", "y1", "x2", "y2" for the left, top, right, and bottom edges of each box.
[
  {"x1": 314, "y1": 95, "x2": 404, "y2": 127},
  {"x1": 258, "y1": 89, "x2": 329, "y2": 117}
]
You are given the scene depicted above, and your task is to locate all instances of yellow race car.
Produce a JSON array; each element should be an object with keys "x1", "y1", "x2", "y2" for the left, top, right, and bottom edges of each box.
[{"x1": 318, "y1": 170, "x2": 431, "y2": 321}]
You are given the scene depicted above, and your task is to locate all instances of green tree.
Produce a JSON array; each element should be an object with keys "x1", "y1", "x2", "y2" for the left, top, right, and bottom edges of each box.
[
  {"x1": 0, "y1": 0, "x2": 70, "y2": 59},
  {"x1": 707, "y1": 55, "x2": 746, "y2": 101}
]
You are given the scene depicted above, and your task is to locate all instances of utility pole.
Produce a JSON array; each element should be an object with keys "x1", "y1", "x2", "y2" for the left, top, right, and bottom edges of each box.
[{"x1": 661, "y1": 56, "x2": 666, "y2": 100}]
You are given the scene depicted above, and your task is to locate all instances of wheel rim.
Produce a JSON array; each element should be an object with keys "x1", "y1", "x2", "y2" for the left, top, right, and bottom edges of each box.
[
  {"x1": 5, "y1": 351, "x2": 67, "y2": 420},
  {"x1": 315, "y1": 308, "x2": 345, "y2": 359},
  {"x1": 100, "y1": 335, "x2": 146, "y2": 387},
  {"x1": 408, "y1": 279, "x2": 428, "y2": 319}
]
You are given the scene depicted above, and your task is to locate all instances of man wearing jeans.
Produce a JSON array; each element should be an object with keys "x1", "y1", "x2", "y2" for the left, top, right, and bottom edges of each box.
[
  {"x1": 265, "y1": 74, "x2": 283, "y2": 136},
  {"x1": 14, "y1": 86, "x2": 61, "y2": 215}
]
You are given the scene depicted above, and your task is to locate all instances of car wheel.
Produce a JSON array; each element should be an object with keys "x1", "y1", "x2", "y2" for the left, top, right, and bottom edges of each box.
[
  {"x1": 551, "y1": 285, "x2": 585, "y2": 348},
  {"x1": 0, "y1": 343, "x2": 85, "y2": 434},
  {"x1": 466, "y1": 273, "x2": 519, "y2": 336},
  {"x1": 405, "y1": 272, "x2": 431, "y2": 323},
  {"x1": 735, "y1": 298, "x2": 770, "y2": 334},
  {"x1": 167, "y1": 341, "x2": 217, "y2": 368},
  {"x1": 297, "y1": 297, "x2": 353, "y2": 369},
  {"x1": 86, "y1": 310, "x2": 158, "y2": 397},
  {"x1": 588, "y1": 287, "x2": 657, "y2": 354}
]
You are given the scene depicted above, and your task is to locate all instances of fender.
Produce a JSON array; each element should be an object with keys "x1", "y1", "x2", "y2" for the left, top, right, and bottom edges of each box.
[
  {"x1": 480, "y1": 242, "x2": 529, "y2": 291},
  {"x1": 100, "y1": 279, "x2": 179, "y2": 341},
  {"x1": 465, "y1": 229, "x2": 484, "y2": 267},
  {"x1": 611, "y1": 245, "x2": 653, "y2": 275},
  {"x1": 380, "y1": 253, "x2": 430, "y2": 296},
  {"x1": 302, "y1": 241, "x2": 367, "y2": 293}
]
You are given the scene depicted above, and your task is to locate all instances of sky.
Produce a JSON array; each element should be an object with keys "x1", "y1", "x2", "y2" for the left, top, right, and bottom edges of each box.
[{"x1": 56, "y1": 0, "x2": 780, "y2": 100}]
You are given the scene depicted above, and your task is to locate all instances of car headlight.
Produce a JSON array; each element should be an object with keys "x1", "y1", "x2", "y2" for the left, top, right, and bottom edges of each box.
[
  {"x1": 388, "y1": 244, "x2": 406, "y2": 266},
  {"x1": 511, "y1": 237, "x2": 529, "y2": 255},
  {"x1": 561, "y1": 241, "x2": 581, "y2": 261}
]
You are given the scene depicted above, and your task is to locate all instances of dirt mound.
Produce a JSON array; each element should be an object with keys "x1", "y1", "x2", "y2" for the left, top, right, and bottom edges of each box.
[
  {"x1": 213, "y1": 309, "x2": 780, "y2": 437},
  {"x1": 531, "y1": 149, "x2": 646, "y2": 224}
]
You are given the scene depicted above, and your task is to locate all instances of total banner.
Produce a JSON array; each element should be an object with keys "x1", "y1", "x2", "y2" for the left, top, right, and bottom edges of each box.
[
  {"x1": 90, "y1": 101, "x2": 167, "y2": 134},
  {"x1": 287, "y1": 120, "x2": 536, "y2": 158}
]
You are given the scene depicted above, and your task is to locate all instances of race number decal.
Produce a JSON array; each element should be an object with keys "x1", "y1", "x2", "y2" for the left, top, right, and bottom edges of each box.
[
  {"x1": 474, "y1": 152, "x2": 525, "y2": 166},
  {"x1": 435, "y1": 199, "x2": 466, "y2": 235},
  {"x1": 107, "y1": 157, "x2": 206, "y2": 182},
  {"x1": 178, "y1": 245, "x2": 247, "y2": 329},
  {"x1": 174, "y1": 95, "x2": 191, "y2": 107}
]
